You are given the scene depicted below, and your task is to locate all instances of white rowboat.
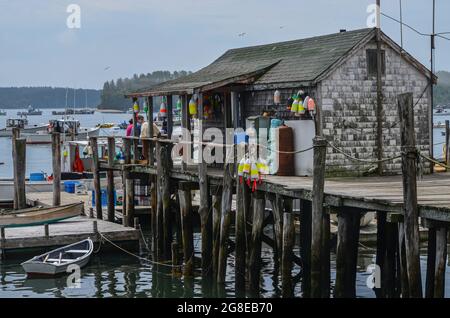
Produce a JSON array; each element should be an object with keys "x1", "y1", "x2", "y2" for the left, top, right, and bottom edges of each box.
[{"x1": 21, "y1": 238, "x2": 94, "y2": 276}]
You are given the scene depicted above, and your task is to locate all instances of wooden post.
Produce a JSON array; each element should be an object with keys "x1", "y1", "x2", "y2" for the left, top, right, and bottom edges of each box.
[
  {"x1": 376, "y1": 16, "x2": 384, "y2": 175},
  {"x1": 197, "y1": 93, "x2": 212, "y2": 279},
  {"x1": 172, "y1": 242, "x2": 180, "y2": 277},
  {"x1": 107, "y1": 137, "x2": 116, "y2": 222},
  {"x1": 51, "y1": 133, "x2": 61, "y2": 207},
  {"x1": 334, "y1": 208, "x2": 361, "y2": 298},
  {"x1": 446, "y1": 120, "x2": 450, "y2": 168},
  {"x1": 122, "y1": 138, "x2": 132, "y2": 227},
  {"x1": 13, "y1": 138, "x2": 26, "y2": 210},
  {"x1": 269, "y1": 194, "x2": 284, "y2": 268},
  {"x1": 178, "y1": 185, "x2": 194, "y2": 276},
  {"x1": 235, "y1": 178, "x2": 248, "y2": 294},
  {"x1": 397, "y1": 92, "x2": 423, "y2": 298},
  {"x1": 434, "y1": 226, "x2": 447, "y2": 298},
  {"x1": 1, "y1": 227, "x2": 5, "y2": 258},
  {"x1": 384, "y1": 221, "x2": 399, "y2": 298},
  {"x1": 166, "y1": 95, "x2": 173, "y2": 140},
  {"x1": 425, "y1": 227, "x2": 436, "y2": 298},
  {"x1": 12, "y1": 127, "x2": 20, "y2": 210},
  {"x1": 398, "y1": 222, "x2": 410, "y2": 298},
  {"x1": 217, "y1": 164, "x2": 233, "y2": 284},
  {"x1": 90, "y1": 137, "x2": 102, "y2": 220},
  {"x1": 147, "y1": 96, "x2": 155, "y2": 166},
  {"x1": 281, "y1": 212, "x2": 294, "y2": 298},
  {"x1": 93, "y1": 220, "x2": 98, "y2": 234},
  {"x1": 310, "y1": 136, "x2": 327, "y2": 298},
  {"x1": 44, "y1": 224, "x2": 49, "y2": 238},
  {"x1": 156, "y1": 142, "x2": 172, "y2": 261},
  {"x1": 212, "y1": 192, "x2": 222, "y2": 279},
  {"x1": 300, "y1": 199, "x2": 312, "y2": 298},
  {"x1": 375, "y1": 211, "x2": 386, "y2": 298},
  {"x1": 181, "y1": 95, "x2": 189, "y2": 172},
  {"x1": 125, "y1": 172, "x2": 134, "y2": 228},
  {"x1": 248, "y1": 191, "x2": 265, "y2": 296},
  {"x1": 321, "y1": 207, "x2": 331, "y2": 298}
]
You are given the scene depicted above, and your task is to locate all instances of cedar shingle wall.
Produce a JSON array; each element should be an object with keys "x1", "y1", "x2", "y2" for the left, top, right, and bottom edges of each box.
[{"x1": 320, "y1": 41, "x2": 431, "y2": 176}]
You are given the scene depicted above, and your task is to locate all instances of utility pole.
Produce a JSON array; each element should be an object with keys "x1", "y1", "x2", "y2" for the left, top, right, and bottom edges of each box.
[
  {"x1": 376, "y1": 0, "x2": 384, "y2": 175},
  {"x1": 399, "y1": 0, "x2": 403, "y2": 50},
  {"x1": 430, "y1": 0, "x2": 436, "y2": 166}
]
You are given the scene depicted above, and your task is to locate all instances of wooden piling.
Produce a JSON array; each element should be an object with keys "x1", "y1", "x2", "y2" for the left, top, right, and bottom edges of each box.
[
  {"x1": 178, "y1": 185, "x2": 193, "y2": 277},
  {"x1": 147, "y1": 96, "x2": 155, "y2": 166},
  {"x1": 90, "y1": 137, "x2": 102, "y2": 220},
  {"x1": 197, "y1": 93, "x2": 213, "y2": 279},
  {"x1": 398, "y1": 222, "x2": 410, "y2": 298},
  {"x1": 13, "y1": 138, "x2": 27, "y2": 210},
  {"x1": 281, "y1": 212, "x2": 294, "y2": 298},
  {"x1": 156, "y1": 142, "x2": 172, "y2": 261},
  {"x1": 310, "y1": 136, "x2": 327, "y2": 298},
  {"x1": 269, "y1": 194, "x2": 284, "y2": 268},
  {"x1": 334, "y1": 208, "x2": 361, "y2": 298},
  {"x1": 235, "y1": 179, "x2": 248, "y2": 294},
  {"x1": 300, "y1": 199, "x2": 312, "y2": 298},
  {"x1": 51, "y1": 133, "x2": 61, "y2": 206},
  {"x1": 212, "y1": 192, "x2": 222, "y2": 280},
  {"x1": 384, "y1": 221, "x2": 399, "y2": 298},
  {"x1": 44, "y1": 224, "x2": 49, "y2": 238},
  {"x1": 434, "y1": 226, "x2": 447, "y2": 298},
  {"x1": 217, "y1": 164, "x2": 233, "y2": 284},
  {"x1": 93, "y1": 220, "x2": 98, "y2": 234},
  {"x1": 172, "y1": 242, "x2": 180, "y2": 277},
  {"x1": 426, "y1": 227, "x2": 436, "y2": 298},
  {"x1": 12, "y1": 127, "x2": 20, "y2": 210},
  {"x1": 375, "y1": 212, "x2": 386, "y2": 297},
  {"x1": 248, "y1": 191, "x2": 265, "y2": 296},
  {"x1": 397, "y1": 92, "x2": 423, "y2": 298},
  {"x1": 150, "y1": 175, "x2": 157, "y2": 255},
  {"x1": 107, "y1": 137, "x2": 116, "y2": 222},
  {"x1": 446, "y1": 120, "x2": 450, "y2": 167}
]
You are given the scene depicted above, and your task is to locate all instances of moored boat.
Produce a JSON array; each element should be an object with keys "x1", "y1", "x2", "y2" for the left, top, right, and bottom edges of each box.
[
  {"x1": 0, "y1": 118, "x2": 48, "y2": 137},
  {"x1": 0, "y1": 202, "x2": 83, "y2": 228},
  {"x1": 21, "y1": 238, "x2": 93, "y2": 276},
  {"x1": 17, "y1": 105, "x2": 43, "y2": 116}
]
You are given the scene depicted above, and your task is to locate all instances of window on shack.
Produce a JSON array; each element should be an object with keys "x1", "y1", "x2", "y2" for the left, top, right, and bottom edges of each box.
[{"x1": 366, "y1": 49, "x2": 386, "y2": 77}]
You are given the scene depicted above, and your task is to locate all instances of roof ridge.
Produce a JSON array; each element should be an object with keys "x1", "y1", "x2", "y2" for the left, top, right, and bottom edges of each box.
[{"x1": 225, "y1": 28, "x2": 374, "y2": 53}]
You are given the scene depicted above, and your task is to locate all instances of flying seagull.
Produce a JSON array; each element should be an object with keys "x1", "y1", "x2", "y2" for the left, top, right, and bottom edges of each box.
[
  {"x1": 104, "y1": 66, "x2": 111, "y2": 71},
  {"x1": 238, "y1": 32, "x2": 246, "y2": 37}
]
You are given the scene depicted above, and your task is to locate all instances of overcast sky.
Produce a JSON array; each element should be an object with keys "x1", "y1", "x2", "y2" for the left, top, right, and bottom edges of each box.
[{"x1": 0, "y1": 0, "x2": 449, "y2": 89}]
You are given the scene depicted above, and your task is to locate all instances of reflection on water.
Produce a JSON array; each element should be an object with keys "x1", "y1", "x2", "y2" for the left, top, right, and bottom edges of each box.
[{"x1": 0, "y1": 232, "x2": 449, "y2": 298}]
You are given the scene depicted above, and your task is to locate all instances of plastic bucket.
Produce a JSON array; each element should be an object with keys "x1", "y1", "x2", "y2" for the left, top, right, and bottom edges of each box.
[
  {"x1": 64, "y1": 181, "x2": 80, "y2": 193},
  {"x1": 30, "y1": 173, "x2": 45, "y2": 182}
]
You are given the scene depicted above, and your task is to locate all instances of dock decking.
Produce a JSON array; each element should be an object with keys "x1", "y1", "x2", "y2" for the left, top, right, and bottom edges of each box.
[{"x1": 127, "y1": 164, "x2": 450, "y2": 222}]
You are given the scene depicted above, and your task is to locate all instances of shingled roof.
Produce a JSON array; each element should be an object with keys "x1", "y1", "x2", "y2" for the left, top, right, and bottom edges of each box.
[{"x1": 127, "y1": 28, "x2": 432, "y2": 97}]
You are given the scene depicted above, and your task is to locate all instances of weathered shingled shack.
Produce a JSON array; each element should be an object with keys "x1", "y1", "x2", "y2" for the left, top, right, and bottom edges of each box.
[{"x1": 129, "y1": 28, "x2": 436, "y2": 176}]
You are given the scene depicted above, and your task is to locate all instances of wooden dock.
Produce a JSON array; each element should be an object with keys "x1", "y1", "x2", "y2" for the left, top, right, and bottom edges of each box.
[{"x1": 0, "y1": 190, "x2": 140, "y2": 258}]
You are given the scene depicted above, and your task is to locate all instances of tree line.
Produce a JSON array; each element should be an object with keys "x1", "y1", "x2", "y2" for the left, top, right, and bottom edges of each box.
[
  {"x1": 0, "y1": 87, "x2": 101, "y2": 109},
  {"x1": 99, "y1": 70, "x2": 191, "y2": 110}
]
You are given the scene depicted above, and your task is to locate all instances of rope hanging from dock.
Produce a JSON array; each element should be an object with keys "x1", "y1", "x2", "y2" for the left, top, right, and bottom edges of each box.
[{"x1": 97, "y1": 232, "x2": 183, "y2": 269}]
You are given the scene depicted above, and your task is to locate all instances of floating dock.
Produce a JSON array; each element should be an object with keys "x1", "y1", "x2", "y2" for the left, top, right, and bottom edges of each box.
[{"x1": 0, "y1": 191, "x2": 140, "y2": 258}]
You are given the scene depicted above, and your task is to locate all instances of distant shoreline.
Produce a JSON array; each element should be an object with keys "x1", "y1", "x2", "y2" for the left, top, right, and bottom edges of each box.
[{"x1": 96, "y1": 109, "x2": 126, "y2": 114}]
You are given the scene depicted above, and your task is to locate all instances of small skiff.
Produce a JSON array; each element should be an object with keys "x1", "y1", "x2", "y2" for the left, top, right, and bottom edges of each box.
[
  {"x1": 0, "y1": 202, "x2": 83, "y2": 228},
  {"x1": 21, "y1": 238, "x2": 94, "y2": 276}
]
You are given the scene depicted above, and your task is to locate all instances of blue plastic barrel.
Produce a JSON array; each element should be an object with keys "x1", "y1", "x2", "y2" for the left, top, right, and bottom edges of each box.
[
  {"x1": 92, "y1": 189, "x2": 116, "y2": 207},
  {"x1": 30, "y1": 173, "x2": 45, "y2": 182}
]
